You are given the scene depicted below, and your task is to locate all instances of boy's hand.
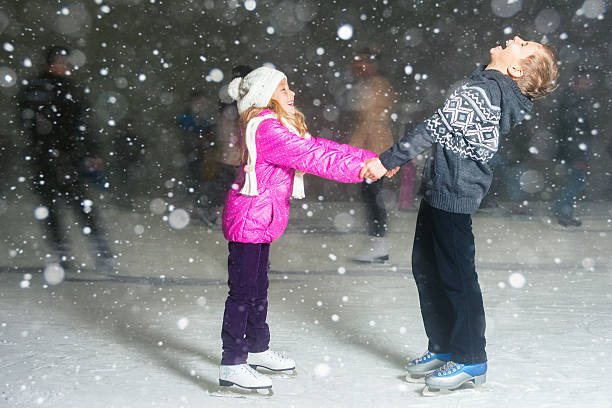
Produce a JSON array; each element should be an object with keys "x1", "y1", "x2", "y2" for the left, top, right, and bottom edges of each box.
[{"x1": 360, "y1": 158, "x2": 388, "y2": 180}]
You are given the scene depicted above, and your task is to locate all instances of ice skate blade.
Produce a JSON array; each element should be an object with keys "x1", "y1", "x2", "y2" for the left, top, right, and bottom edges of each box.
[
  {"x1": 404, "y1": 374, "x2": 425, "y2": 384},
  {"x1": 351, "y1": 255, "x2": 389, "y2": 264},
  {"x1": 422, "y1": 382, "x2": 488, "y2": 397},
  {"x1": 250, "y1": 365, "x2": 297, "y2": 377},
  {"x1": 210, "y1": 384, "x2": 273, "y2": 398},
  {"x1": 218, "y1": 379, "x2": 272, "y2": 390}
]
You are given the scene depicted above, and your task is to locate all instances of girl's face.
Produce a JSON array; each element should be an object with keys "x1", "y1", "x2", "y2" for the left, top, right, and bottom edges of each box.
[{"x1": 271, "y1": 78, "x2": 295, "y2": 115}]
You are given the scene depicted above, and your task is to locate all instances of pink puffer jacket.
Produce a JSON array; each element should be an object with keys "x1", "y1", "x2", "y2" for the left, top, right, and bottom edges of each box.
[{"x1": 222, "y1": 110, "x2": 377, "y2": 243}]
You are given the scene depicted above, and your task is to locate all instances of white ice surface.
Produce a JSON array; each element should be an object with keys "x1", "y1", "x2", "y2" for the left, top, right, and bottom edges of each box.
[{"x1": 1, "y1": 200, "x2": 611, "y2": 407}]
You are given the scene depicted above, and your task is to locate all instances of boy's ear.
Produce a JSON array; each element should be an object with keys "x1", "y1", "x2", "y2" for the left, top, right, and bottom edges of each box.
[{"x1": 507, "y1": 63, "x2": 524, "y2": 79}]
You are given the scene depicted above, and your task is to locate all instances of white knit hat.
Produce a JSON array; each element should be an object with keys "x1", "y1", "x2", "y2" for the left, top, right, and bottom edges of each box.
[{"x1": 227, "y1": 66, "x2": 287, "y2": 114}]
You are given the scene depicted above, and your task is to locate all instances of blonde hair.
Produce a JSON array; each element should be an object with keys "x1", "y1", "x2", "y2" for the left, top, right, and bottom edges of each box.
[
  {"x1": 238, "y1": 98, "x2": 308, "y2": 164},
  {"x1": 516, "y1": 44, "x2": 559, "y2": 100}
]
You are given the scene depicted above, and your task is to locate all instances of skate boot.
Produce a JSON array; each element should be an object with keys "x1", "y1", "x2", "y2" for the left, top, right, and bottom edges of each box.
[
  {"x1": 557, "y1": 214, "x2": 582, "y2": 227},
  {"x1": 94, "y1": 252, "x2": 116, "y2": 275},
  {"x1": 352, "y1": 237, "x2": 389, "y2": 263},
  {"x1": 405, "y1": 351, "x2": 451, "y2": 382},
  {"x1": 407, "y1": 351, "x2": 452, "y2": 375},
  {"x1": 218, "y1": 364, "x2": 272, "y2": 390},
  {"x1": 424, "y1": 361, "x2": 487, "y2": 390},
  {"x1": 47, "y1": 242, "x2": 75, "y2": 270},
  {"x1": 248, "y1": 349, "x2": 296, "y2": 372},
  {"x1": 92, "y1": 237, "x2": 116, "y2": 274}
]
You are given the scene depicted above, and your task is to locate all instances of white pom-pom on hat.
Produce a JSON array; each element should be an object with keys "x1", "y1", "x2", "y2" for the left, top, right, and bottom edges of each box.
[{"x1": 227, "y1": 77, "x2": 242, "y2": 101}]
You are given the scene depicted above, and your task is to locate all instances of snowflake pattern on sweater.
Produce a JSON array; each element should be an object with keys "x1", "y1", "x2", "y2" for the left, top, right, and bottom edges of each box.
[{"x1": 426, "y1": 84, "x2": 501, "y2": 163}]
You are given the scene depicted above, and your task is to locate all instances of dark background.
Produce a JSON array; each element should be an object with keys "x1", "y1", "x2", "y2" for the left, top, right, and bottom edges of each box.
[{"x1": 0, "y1": 0, "x2": 610, "y2": 207}]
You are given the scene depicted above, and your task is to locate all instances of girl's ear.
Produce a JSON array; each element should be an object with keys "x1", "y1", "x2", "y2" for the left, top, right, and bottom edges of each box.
[{"x1": 507, "y1": 63, "x2": 524, "y2": 79}]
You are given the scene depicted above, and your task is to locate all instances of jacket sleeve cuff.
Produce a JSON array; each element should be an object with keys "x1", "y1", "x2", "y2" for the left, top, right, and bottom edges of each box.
[{"x1": 379, "y1": 150, "x2": 406, "y2": 170}]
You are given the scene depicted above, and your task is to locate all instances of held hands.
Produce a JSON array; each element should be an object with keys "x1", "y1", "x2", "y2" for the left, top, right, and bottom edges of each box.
[
  {"x1": 385, "y1": 166, "x2": 400, "y2": 178},
  {"x1": 359, "y1": 158, "x2": 399, "y2": 181}
]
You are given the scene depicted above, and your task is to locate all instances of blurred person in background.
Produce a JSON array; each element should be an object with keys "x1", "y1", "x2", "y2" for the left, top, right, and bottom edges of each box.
[
  {"x1": 551, "y1": 69, "x2": 595, "y2": 227},
  {"x1": 397, "y1": 161, "x2": 417, "y2": 211},
  {"x1": 607, "y1": 141, "x2": 612, "y2": 201},
  {"x1": 177, "y1": 67, "x2": 253, "y2": 227},
  {"x1": 213, "y1": 65, "x2": 253, "y2": 213},
  {"x1": 348, "y1": 49, "x2": 395, "y2": 263},
  {"x1": 0, "y1": 134, "x2": 12, "y2": 194},
  {"x1": 177, "y1": 90, "x2": 217, "y2": 226},
  {"x1": 108, "y1": 122, "x2": 146, "y2": 208},
  {"x1": 479, "y1": 123, "x2": 531, "y2": 216},
  {"x1": 17, "y1": 45, "x2": 114, "y2": 272}
]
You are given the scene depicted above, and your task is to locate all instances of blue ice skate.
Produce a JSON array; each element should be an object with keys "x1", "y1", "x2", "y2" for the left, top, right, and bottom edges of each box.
[
  {"x1": 425, "y1": 361, "x2": 487, "y2": 390},
  {"x1": 406, "y1": 351, "x2": 452, "y2": 377}
]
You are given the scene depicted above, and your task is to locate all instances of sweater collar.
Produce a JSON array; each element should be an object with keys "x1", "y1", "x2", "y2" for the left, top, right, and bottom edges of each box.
[
  {"x1": 473, "y1": 66, "x2": 533, "y2": 134},
  {"x1": 479, "y1": 67, "x2": 532, "y2": 107}
]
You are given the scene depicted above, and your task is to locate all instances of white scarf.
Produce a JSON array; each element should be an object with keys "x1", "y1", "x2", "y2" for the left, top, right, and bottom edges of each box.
[{"x1": 240, "y1": 113, "x2": 307, "y2": 199}]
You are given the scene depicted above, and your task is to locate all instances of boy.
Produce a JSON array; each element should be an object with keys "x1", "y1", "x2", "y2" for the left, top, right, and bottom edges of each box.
[{"x1": 361, "y1": 36, "x2": 558, "y2": 391}]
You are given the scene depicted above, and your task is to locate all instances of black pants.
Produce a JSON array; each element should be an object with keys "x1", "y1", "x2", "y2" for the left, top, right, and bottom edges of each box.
[
  {"x1": 412, "y1": 200, "x2": 487, "y2": 364},
  {"x1": 34, "y1": 167, "x2": 110, "y2": 256},
  {"x1": 360, "y1": 179, "x2": 387, "y2": 237}
]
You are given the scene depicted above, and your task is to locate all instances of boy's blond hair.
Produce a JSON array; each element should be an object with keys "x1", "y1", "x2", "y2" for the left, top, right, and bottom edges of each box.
[{"x1": 516, "y1": 44, "x2": 559, "y2": 99}]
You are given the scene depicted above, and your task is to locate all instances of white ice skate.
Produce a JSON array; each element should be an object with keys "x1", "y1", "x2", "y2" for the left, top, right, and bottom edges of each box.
[
  {"x1": 218, "y1": 364, "x2": 272, "y2": 391},
  {"x1": 248, "y1": 349, "x2": 296, "y2": 374}
]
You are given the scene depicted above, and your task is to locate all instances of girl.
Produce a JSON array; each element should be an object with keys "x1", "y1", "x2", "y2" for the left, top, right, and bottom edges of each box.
[{"x1": 219, "y1": 66, "x2": 377, "y2": 390}]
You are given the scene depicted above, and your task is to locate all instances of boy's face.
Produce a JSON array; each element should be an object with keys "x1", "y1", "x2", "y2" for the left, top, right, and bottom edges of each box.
[{"x1": 489, "y1": 36, "x2": 542, "y2": 78}]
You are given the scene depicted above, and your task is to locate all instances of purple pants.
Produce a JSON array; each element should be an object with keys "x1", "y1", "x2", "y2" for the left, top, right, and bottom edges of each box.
[{"x1": 221, "y1": 242, "x2": 271, "y2": 365}]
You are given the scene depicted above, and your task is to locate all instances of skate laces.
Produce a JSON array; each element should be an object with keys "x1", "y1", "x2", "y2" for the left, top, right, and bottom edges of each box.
[
  {"x1": 256, "y1": 350, "x2": 287, "y2": 362},
  {"x1": 223, "y1": 364, "x2": 263, "y2": 379},
  {"x1": 413, "y1": 351, "x2": 437, "y2": 365},
  {"x1": 436, "y1": 361, "x2": 463, "y2": 376},
  {"x1": 415, "y1": 351, "x2": 433, "y2": 363},
  {"x1": 242, "y1": 364, "x2": 263, "y2": 378},
  {"x1": 268, "y1": 350, "x2": 286, "y2": 360}
]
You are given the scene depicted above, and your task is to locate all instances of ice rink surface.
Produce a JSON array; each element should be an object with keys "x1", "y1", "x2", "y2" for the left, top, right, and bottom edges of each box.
[{"x1": 1, "y1": 199, "x2": 611, "y2": 407}]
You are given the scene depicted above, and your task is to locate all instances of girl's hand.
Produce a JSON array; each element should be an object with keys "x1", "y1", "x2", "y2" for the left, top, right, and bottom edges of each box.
[
  {"x1": 359, "y1": 157, "x2": 388, "y2": 180},
  {"x1": 385, "y1": 166, "x2": 400, "y2": 178}
]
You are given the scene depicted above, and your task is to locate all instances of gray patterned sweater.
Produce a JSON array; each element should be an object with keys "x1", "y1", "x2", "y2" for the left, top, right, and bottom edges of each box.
[{"x1": 380, "y1": 66, "x2": 533, "y2": 214}]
